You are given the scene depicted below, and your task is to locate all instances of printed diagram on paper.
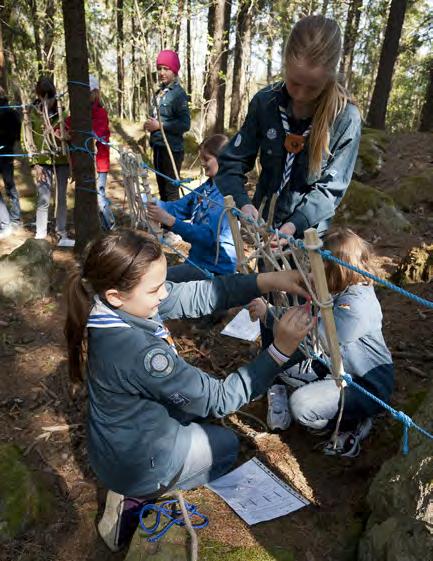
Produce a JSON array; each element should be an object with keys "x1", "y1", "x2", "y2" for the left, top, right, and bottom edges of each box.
[{"x1": 220, "y1": 308, "x2": 261, "y2": 342}]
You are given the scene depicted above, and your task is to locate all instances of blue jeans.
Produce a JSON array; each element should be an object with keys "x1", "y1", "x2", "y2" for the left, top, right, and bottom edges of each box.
[
  {"x1": 0, "y1": 159, "x2": 21, "y2": 230},
  {"x1": 35, "y1": 164, "x2": 69, "y2": 238},
  {"x1": 97, "y1": 172, "x2": 115, "y2": 230},
  {"x1": 175, "y1": 423, "x2": 239, "y2": 491}
]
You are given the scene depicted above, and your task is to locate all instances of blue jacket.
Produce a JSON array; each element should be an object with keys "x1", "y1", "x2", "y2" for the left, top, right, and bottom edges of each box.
[
  {"x1": 160, "y1": 179, "x2": 237, "y2": 275},
  {"x1": 149, "y1": 80, "x2": 191, "y2": 152},
  {"x1": 215, "y1": 82, "x2": 362, "y2": 236},
  {"x1": 86, "y1": 275, "x2": 283, "y2": 497}
]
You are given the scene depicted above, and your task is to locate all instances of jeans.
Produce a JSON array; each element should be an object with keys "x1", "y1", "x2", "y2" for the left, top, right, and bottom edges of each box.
[
  {"x1": 153, "y1": 146, "x2": 184, "y2": 202},
  {"x1": 0, "y1": 159, "x2": 21, "y2": 230},
  {"x1": 35, "y1": 164, "x2": 69, "y2": 238},
  {"x1": 97, "y1": 172, "x2": 115, "y2": 230},
  {"x1": 166, "y1": 264, "x2": 210, "y2": 283},
  {"x1": 175, "y1": 423, "x2": 239, "y2": 491}
]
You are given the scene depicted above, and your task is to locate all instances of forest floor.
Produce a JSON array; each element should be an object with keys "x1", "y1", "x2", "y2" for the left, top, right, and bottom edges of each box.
[{"x1": 1, "y1": 126, "x2": 433, "y2": 561}]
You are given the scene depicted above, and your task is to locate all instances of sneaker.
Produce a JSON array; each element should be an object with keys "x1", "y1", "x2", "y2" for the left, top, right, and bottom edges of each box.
[
  {"x1": 162, "y1": 231, "x2": 182, "y2": 246},
  {"x1": 57, "y1": 235, "x2": 75, "y2": 248},
  {"x1": 267, "y1": 384, "x2": 291, "y2": 430},
  {"x1": 323, "y1": 417, "x2": 373, "y2": 458},
  {"x1": 98, "y1": 490, "x2": 148, "y2": 552},
  {"x1": 0, "y1": 225, "x2": 12, "y2": 240}
]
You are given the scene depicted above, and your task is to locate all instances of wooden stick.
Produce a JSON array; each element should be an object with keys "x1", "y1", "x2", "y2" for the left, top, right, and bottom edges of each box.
[
  {"x1": 224, "y1": 195, "x2": 248, "y2": 273},
  {"x1": 304, "y1": 228, "x2": 344, "y2": 384}
]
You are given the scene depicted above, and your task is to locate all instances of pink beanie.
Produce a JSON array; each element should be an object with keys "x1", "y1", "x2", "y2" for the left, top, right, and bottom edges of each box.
[{"x1": 156, "y1": 50, "x2": 180, "y2": 75}]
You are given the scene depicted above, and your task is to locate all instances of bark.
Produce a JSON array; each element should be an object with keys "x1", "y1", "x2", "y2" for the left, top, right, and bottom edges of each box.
[
  {"x1": 366, "y1": 0, "x2": 408, "y2": 129},
  {"x1": 116, "y1": 0, "x2": 125, "y2": 118},
  {"x1": 339, "y1": 0, "x2": 363, "y2": 88},
  {"x1": 266, "y1": 33, "x2": 273, "y2": 84},
  {"x1": 174, "y1": 0, "x2": 184, "y2": 53},
  {"x1": 0, "y1": 19, "x2": 7, "y2": 91},
  {"x1": 419, "y1": 60, "x2": 433, "y2": 132},
  {"x1": 30, "y1": 0, "x2": 43, "y2": 76},
  {"x1": 42, "y1": 0, "x2": 56, "y2": 76},
  {"x1": 229, "y1": 0, "x2": 253, "y2": 130},
  {"x1": 204, "y1": 0, "x2": 231, "y2": 134},
  {"x1": 61, "y1": 0, "x2": 100, "y2": 252},
  {"x1": 186, "y1": 0, "x2": 192, "y2": 98}
]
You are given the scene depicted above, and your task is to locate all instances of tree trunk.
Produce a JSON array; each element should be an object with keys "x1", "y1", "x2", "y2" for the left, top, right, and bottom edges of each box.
[
  {"x1": 30, "y1": 0, "x2": 43, "y2": 76},
  {"x1": 43, "y1": 0, "x2": 56, "y2": 76},
  {"x1": 339, "y1": 0, "x2": 363, "y2": 88},
  {"x1": 131, "y1": 19, "x2": 137, "y2": 121},
  {"x1": 0, "y1": 19, "x2": 7, "y2": 92},
  {"x1": 186, "y1": 0, "x2": 192, "y2": 98},
  {"x1": 366, "y1": 0, "x2": 408, "y2": 129},
  {"x1": 321, "y1": 0, "x2": 330, "y2": 15},
  {"x1": 204, "y1": 0, "x2": 231, "y2": 134},
  {"x1": 116, "y1": 0, "x2": 125, "y2": 118},
  {"x1": 419, "y1": 59, "x2": 433, "y2": 132},
  {"x1": 266, "y1": 33, "x2": 273, "y2": 84},
  {"x1": 229, "y1": 0, "x2": 253, "y2": 130},
  {"x1": 174, "y1": 0, "x2": 184, "y2": 53},
  {"x1": 61, "y1": 0, "x2": 100, "y2": 252}
]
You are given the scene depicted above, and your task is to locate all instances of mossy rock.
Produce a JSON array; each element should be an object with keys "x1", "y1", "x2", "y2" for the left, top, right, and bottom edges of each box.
[
  {"x1": 125, "y1": 523, "x2": 189, "y2": 560},
  {"x1": 393, "y1": 169, "x2": 433, "y2": 211},
  {"x1": 354, "y1": 128, "x2": 389, "y2": 182},
  {"x1": 201, "y1": 540, "x2": 295, "y2": 561},
  {"x1": 336, "y1": 180, "x2": 410, "y2": 231},
  {"x1": 0, "y1": 444, "x2": 53, "y2": 541},
  {"x1": 0, "y1": 238, "x2": 53, "y2": 304},
  {"x1": 183, "y1": 133, "x2": 200, "y2": 157},
  {"x1": 393, "y1": 244, "x2": 433, "y2": 285}
]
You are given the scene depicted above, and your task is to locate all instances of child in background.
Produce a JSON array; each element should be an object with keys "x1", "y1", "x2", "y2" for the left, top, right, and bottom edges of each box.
[
  {"x1": 64, "y1": 229, "x2": 313, "y2": 551},
  {"x1": 0, "y1": 87, "x2": 22, "y2": 239},
  {"x1": 146, "y1": 134, "x2": 237, "y2": 282},
  {"x1": 249, "y1": 228, "x2": 394, "y2": 457},
  {"x1": 29, "y1": 76, "x2": 72, "y2": 245}
]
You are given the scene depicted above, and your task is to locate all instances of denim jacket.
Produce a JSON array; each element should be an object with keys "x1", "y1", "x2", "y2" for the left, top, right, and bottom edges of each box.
[
  {"x1": 86, "y1": 274, "x2": 282, "y2": 497},
  {"x1": 149, "y1": 80, "x2": 191, "y2": 152},
  {"x1": 215, "y1": 82, "x2": 361, "y2": 236}
]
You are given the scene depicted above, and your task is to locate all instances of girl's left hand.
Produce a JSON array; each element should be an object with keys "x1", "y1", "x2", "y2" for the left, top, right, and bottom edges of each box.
[
  {"x1": 270, "y1": 222, "x2": 296, "y2": 248},
  {"x1": 144, "y1": 118, "x2": 160, "y2": 132},
  {"x1": 146, "y1": 202, "x2": 175, "y2": 227},
  {"x1": 257, "y1": 269, "x2": 309, "y2": 300}
]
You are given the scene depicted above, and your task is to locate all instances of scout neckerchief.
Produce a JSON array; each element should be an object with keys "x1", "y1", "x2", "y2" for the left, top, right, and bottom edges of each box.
[
  {"x1": 191, "y1": 178, "x2": 212, "y2": 224},
  {"x1": 87, "y1": 296, "x2": 178, "y2": 355},
  {"x1": 277, "y1": 104, "x2": 312, "y2": 197},
  {"x1": 151, "y1": 80, "x2": 176, "y2": 118}
]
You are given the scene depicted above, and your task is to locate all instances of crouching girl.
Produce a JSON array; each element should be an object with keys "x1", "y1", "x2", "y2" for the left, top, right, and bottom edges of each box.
[{"x1": 64, "y1": 229, "x2": 313, "y2": 551}]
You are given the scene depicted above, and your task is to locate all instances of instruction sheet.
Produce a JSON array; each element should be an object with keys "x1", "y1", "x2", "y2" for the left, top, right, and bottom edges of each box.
[
  {"x1": 220, "y1": 308, "x2": 261, "y2": 342},
  {"x1": 207, "y1": 457, "x2": 309, "y2": 525}
]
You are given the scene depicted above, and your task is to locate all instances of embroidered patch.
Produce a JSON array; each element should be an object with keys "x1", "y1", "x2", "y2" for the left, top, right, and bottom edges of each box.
[
  {"x1": 338, "y1": 303, "x2": 351, "y2": 310},
  {"x1": 234, "y1": 134, "x2": 242, "y2": 147},
  {"x1": 266, "y1": 128, "x2": 277, "y2": 140},
  {"x1": 168, "y1": 392, "x2": 191, "y2": 407},
  {"x1": 144, "y1": 347, "x2": 175, "y2": 378}
]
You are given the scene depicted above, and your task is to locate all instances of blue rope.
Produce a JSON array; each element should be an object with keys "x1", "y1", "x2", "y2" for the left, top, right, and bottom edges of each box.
[
  {"x1": 319, "y1": 250, "x2": 433, "y2": 310},
  {"x1": 138, "y1": 498, "x2": 208, "y2": 542},
  {"x1": 68, "y1": 80, "x2": 90, "y2": 88},
  {"x1": 140, "y1": 161, "x2": 194, "y2": 188}
]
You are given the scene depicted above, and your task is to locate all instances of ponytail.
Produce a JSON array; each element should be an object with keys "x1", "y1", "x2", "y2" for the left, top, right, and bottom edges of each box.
[{"x1": 64, "y1": 267, "x2": 92, "y2": 383}]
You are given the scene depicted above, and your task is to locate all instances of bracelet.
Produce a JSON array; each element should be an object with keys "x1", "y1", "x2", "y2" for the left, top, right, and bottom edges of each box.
[{"x1": 267, "y1": 343, "x2": 290, "y2": 366}]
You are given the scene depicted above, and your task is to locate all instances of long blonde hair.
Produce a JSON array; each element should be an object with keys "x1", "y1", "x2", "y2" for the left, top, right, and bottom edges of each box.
[{"x1": 284, "y1": 15, "x2": 352, "y2": 177}]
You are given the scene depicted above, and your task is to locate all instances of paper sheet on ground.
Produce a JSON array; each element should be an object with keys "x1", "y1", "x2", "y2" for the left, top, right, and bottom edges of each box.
[
  {"x1": 207, "y1": 457, "x2": 309, "y2": 525},
  {"x1": 220, "y1": 308, "x2": 260, "y2": 342}
]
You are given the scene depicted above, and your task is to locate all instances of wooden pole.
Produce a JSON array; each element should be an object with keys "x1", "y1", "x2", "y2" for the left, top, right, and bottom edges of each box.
[
  {"x1": 224, "y1": 195, "x2": 248, "y2": 273},
  {"x1": 304, "y1": 227, "x2": 344, "y2": 384}
]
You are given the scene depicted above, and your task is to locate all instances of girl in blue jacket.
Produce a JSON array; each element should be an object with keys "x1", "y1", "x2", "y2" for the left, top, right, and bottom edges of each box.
[{"x1": 147, "y1": 134, "x2": 237, "y2": 282}]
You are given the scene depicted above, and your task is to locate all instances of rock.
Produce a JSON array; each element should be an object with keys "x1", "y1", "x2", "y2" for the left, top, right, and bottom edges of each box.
[
  {"x1": 336, "y1": 180, "x2": 410, "y2": 232},
  {"x1": 357, "y1": 383, "x2": 433, "y2": 561},
  {"x1": 393, "y1": 244, "x2": 433, "y2": 284},
  {"x1": 0, "y1": 443, "x2": 53, "y2": 541},
  {"x1": 125, "y1": 523, "x2": 189, "y2": 561},
  {"x1": 0, "y1": 239, "x2": 53, "y2": 304},
  {"x1": 393, "y1": 169, "x2": 433, "y2": 211},
  {"x1": 183, "y1": 133, "x2": 200, "y2": 157},
  {"x1": 354, "y1": 128, "x2": 389, "y2": 182}
]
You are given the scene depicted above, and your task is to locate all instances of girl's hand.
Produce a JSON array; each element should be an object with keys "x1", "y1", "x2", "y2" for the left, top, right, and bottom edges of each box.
[
  {"x1": 247, "y1": 298, "x2": 267, "y2": 322},
  {"x1": 146, "y1": 202, "x2": 175, "y2": 227},
  {"x1": 274, "y1": 306, "x2": 314, "y2": 356},
  {"x1": 240, "y1": 204, "x2": 258, "y2": 221},
  {"x1": 144, "y1": 118, "x2": 160, "y2": 132},
  {"x1": 270, "y1": 222, "x2": 296, "y2": 248},
  {"x1": 257, "y1": 270, "x2": 309, "y2": 300}
]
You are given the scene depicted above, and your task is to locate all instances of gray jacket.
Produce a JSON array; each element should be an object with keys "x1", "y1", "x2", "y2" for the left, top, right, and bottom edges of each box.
[
  {"x1": 215, "y1": 82, "x2": 362, "y2": 236},
  {"x1": 86, "y1": 274, "x2": 282, "y2": 497}
]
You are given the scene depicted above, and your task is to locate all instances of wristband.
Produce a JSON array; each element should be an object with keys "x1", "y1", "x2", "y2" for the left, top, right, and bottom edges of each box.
[{"x1": 267, "y1": 343, "x2": 290, "y2": 366}]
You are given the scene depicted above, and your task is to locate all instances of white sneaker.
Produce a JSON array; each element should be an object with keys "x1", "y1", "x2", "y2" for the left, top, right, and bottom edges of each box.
[
  {"x1": 57, "y1": 235, "x2": 75, "y2": 248},
  {"x1": 323, "y1": 418, "x2": 373, "y2": 458},
  {"x1": 267, "y1": 384, "x2": 291, "y2": 430},
  {"x1": 0, "y1": 226, "x2": 12, "y2": 239},
  {"x1": 162, "y1": 231, "x2": 182, "y2": 246}
]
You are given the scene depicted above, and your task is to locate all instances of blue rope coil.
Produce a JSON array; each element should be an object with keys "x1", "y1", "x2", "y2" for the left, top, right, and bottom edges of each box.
[{"x1": 138, "y1": 498, "x2": 208, "y2": 542}]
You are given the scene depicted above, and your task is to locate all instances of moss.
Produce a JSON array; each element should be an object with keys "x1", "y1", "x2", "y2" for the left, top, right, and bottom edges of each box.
[
  {"x1": 354, "y1": 128, "x2": 389, "y2": 181},
  {"x1": 393, "y1": 169, "x2": 433, "y2": 211},
  {"x1": 336, "y1": 180, "x2": 394, "y2": 221},
  {"x1": 0, "y1": 444, "x2": 53, "y2": 540},
  {"x1": 393, "y1": 244, "x2": 433, "y2": 285},
  {"x1": 183, "y1": 133, "x2": 200, "y2": 156},
  {"x1": 201, "y1": 540, "x2": 295, "y2": 561}
]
